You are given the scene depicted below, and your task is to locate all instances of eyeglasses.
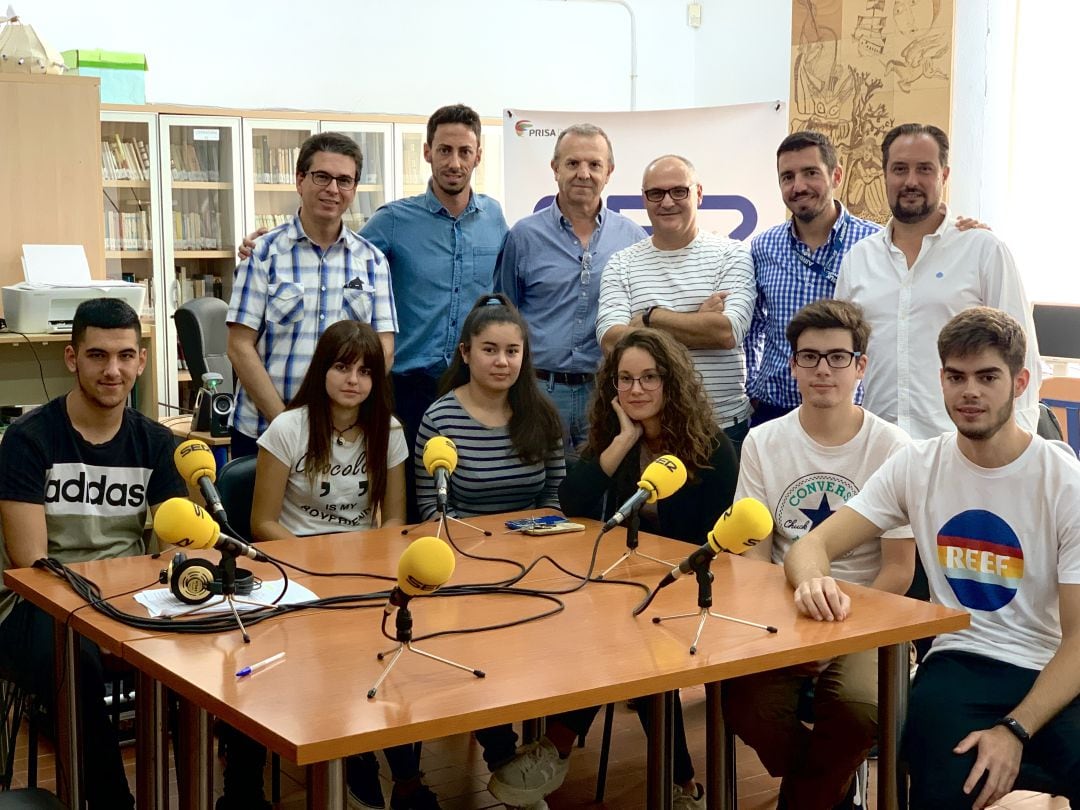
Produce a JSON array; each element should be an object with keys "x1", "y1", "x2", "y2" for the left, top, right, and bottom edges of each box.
[
  {"x1": 793, "y1": 350, "x2": 862, "y2": 369},
  {"x1": 614, "y1": 372, "x2": 664, "y2": 391},
  {"x1": 643, "y1": 186, "x2": 691, "y2": 203},
  {"x1": 580, "y1": 251, "x2": 592, "y2": 286},
  {"x1": 305, "y1": 171, "x2": 357, "y2": 191}
]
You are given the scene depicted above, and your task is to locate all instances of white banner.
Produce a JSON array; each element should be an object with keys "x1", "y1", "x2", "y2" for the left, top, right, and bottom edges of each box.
[{"x1": 502, "y1": 104, "x2": 789, "y2": 240}]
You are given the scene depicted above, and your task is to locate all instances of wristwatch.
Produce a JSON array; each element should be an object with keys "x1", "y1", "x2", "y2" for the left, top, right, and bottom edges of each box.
[
  {"x1": 994, "y1": 716, "x2": 1030, "y2": 744},
  {"x1": 642, "y1": 305, "x2": 658, "y2": 328}
]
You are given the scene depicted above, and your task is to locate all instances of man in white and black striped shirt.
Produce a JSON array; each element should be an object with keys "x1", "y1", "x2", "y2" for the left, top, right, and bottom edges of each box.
[{"x1": 596, "y1": 154, "x2": 756, "y2": 450}]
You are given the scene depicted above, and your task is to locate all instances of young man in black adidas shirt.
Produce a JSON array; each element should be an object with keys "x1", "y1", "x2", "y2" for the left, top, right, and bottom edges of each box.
[{"x1": 0, "y1": 298, "x2": 185, "y2": 809}]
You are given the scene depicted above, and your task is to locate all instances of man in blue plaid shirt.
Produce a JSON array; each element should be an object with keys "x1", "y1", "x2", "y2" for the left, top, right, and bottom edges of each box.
[
  {"x1": 745, "y1": 131, "x2": 880, "y2": 426},
  {"x1": 227, "y1": 132, "x2": 397, "y2": 457}
]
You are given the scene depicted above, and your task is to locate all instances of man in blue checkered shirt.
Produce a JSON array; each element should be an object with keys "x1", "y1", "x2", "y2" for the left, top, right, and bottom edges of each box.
[
  {"x1": 227, "y1": 132, "x2": 397, "y2": 458},
  {"x1": 745, "y1": 132, "x2": 880, "y2": 426}
]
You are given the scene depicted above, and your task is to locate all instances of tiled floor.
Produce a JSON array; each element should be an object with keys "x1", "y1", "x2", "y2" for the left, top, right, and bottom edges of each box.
[{"x1": 6, "y1": 686, "x2": 1070, "y2": 809}]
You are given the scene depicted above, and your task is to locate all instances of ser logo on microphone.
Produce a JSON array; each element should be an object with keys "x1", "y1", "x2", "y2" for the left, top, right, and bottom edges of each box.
[
  {"x1": 654, "y1": 456, "x2": 680, "y2": 476},
  {"x1": 170, "y1": 503, "x2": 211, "y2": 548}
]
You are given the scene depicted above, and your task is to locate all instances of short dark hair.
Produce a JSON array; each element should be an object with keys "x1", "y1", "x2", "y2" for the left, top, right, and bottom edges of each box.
[
  {"x1": 71, "y1": 298, "x2": 141, "y2": 349},
  {"x1": 777, "y1": 130, "x2": 838, "y2": 171},
  {"x1": 937, "y1": 307, "x2": 1026, "y2": 377},
  {"x1": 786, "y1": 299, "x2": 871, "y2": 355},
  {"x1": 881, "y1": 123, "x2": 949, "y2": 168},
  {"x1": 295, "y1": 132, "x2": 363, "y2": 178},
  {"x1": 426, "y1": 104, "x2": 482, "y2": 145}
]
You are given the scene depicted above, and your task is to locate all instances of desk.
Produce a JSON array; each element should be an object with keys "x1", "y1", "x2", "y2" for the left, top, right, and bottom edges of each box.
[{"x1": 4, "y1": 515, "x2": 968, "y2": 810}]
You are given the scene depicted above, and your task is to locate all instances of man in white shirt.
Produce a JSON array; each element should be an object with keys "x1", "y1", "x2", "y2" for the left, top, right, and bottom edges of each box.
[
  {"x1": 596, "y1": 155, "x2": 755, "y2": 450},
  {"x1": 835, "y1": 123, "x2": 1041, "y2": 440},
  {"x1": 785, "y1": 307, "x2": 1080, "y2": 809},
  {"x1": 724, "y1": 298, "x2": 914, "y2": 809}
]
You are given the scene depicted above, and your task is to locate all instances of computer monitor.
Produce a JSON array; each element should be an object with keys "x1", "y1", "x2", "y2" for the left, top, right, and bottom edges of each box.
[{"x1": 1033, "y1": 303, "x2": 1080, "y2": 361}]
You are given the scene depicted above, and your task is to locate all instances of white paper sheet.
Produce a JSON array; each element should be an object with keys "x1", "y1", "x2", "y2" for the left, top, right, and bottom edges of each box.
[{"x1": 134, "y1": 578, "x2": 320, "y2": 618}]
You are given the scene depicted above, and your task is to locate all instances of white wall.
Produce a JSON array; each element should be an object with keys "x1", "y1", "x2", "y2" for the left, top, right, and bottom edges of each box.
[{"x1": 22, "y1": 0, "x2": 787, "y2": 114}]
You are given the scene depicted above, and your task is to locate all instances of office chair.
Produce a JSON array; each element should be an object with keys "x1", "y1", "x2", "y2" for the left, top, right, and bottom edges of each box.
[
  {"x1": 174, "y1": 297, "x2": 234, "y2": 395},
  {"x1": 0, "y1": 789, "x2": 67, "y2": 809},
  {"x1": 1040, "y1": 377, "x2": 1080, "y2": 455},
  {"x1": 217, "y1": 455, "x2": 257, "y2": 542}
]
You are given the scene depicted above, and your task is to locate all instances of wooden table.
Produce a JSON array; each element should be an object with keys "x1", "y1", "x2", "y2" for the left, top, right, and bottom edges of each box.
[{"x1": 4, "y1": 513, "x2": 968, "y2": 810}]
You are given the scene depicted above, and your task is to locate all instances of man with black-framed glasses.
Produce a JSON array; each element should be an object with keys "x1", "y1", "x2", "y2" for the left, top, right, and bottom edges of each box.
[
  {"x1": 597, "y1": 154, "x2": 755, "y2": 452},
  {"x1": 227, "y1": 132, "x2": 397, "y2": 460},
  {"x1": 725, "y1": 298, "x2": 915, "y2": 810}
]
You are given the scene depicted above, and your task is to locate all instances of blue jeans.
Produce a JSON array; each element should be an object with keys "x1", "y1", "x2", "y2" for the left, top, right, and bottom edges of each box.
[{"x1": 540, "y1": 377, "x2": 594, "y2": 465}]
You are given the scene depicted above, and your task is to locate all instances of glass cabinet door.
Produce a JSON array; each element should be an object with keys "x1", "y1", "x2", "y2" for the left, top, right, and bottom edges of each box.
[
  {"x1": 242, "y1": 119, "x2": 317, "y2": 235},
  {"x1": 323, "y1": 121, "x2": 393, "y2": 232},
  {"x1": 158, "y1": 115, "x2": 243, "y2": 414}
]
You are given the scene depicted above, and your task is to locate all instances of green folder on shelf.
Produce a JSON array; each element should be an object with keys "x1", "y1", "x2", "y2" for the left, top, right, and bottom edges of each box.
[{"x1": 62, "y1": 49, "x2": 147, "y2": 104}]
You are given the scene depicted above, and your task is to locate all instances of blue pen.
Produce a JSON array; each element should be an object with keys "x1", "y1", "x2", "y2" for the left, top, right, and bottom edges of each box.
[{"x1": 236, "y1": 652, "x2": 285, "y2": 677}]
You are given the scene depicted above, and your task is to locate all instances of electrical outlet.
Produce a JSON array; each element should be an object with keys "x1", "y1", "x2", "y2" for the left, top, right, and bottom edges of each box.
[{"x1": 688, "y1": 2, "x2": 702, "y2": 28}]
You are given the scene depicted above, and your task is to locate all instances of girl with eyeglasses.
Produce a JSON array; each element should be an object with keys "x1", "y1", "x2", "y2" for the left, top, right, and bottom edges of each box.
[
  {"x1": 414, "y1": 293, "x2": 565, "y2": 520},
  {"x1": 498, "y1": 328, "x2": 738, "y2": 808}
]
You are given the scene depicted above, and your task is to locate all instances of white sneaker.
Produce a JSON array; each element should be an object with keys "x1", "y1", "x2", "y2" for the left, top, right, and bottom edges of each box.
[
  {"x1": 672, "y1": 782, "x2": 705, "y2": 810},
  {"x1": 488, "y1": 738, "x2": 569, "y2": 806}
]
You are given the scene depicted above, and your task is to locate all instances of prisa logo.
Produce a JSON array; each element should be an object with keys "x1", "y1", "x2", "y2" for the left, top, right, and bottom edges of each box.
[{"x1": 515, "y1": 120, "x2": 557, "y2": 137}]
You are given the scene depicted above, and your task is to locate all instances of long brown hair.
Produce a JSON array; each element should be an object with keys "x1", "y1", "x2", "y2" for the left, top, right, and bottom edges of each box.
[
  {"x1": 587, "y1": 328, "x2": 717, "y2": 476},
  {"x1": 439, "y1": 293, "x2": 563, "y2": 464},
  {"x1": 287, "y1": 321, "x2": 392, "y2": 515}
]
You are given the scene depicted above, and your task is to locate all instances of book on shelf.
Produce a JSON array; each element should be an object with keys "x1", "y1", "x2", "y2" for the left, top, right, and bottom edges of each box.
[
  {"x1": 104, "y1": 208, "x2": 152, "y2": 251},
  {"x1": 101, "y1": 134, "x2": 151, "y2": 181},
  {"x1": 170, "y1": 139, "x2": 221, "y2": 182}
]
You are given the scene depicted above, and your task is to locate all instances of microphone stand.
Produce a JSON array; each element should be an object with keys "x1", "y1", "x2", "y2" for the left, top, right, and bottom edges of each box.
[
  {"x1": 598, "y1": 510, "x2": 668, "y2": 579},
  {"x1": 650, "y1": 554, "x2": 777, "y2": 654},
  {"x1": 169, "y1": 550, "x2": 266, "y2": 643},
  {"x1": 367, "y1": 598, "x2": 485, "y2": 699},
  {"x1": 401, "y1": 504, "x2": 491, "y2": 539}
]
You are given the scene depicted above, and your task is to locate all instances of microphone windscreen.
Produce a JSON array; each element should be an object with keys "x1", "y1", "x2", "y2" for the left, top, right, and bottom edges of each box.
[
  {"x1": 174, "y1": 439, "x2": 217, "y2": 487},
  {"x1": 397, "y1": 536, "x2": 456, "y2": 596},
  {"x1": 639, "y1": 455, "x2": 688, "y2": 503},
  {"x1": 707, "y1": 498, "x2": 773, "y2": 554},
  {"x1": 154, "y1": 497, "x2": 220, "y2": 550},
  {"x1": 422, "y1": 436, "x2": 458, "y2": 477}
]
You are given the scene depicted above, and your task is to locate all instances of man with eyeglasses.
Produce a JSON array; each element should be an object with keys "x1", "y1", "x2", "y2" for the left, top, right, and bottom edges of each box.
[
  {"x1": 596, "y1": 154, "x2": 755, "y2": 451},
  {"x1": 227, "y1": 131, "x2": 397, "y2": 460},
  {"x1": 725, "y1": 298, "x2": 914, "y2": 810},
  {"x1": 494, "y1": 123, "x2": 645, "y2": 461}
]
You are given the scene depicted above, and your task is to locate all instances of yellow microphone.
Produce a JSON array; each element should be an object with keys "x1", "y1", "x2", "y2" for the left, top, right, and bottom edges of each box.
[
  {"x1": 659, "y1": 498, "x2": 773, "y2": 587},
  {"x1": 422, "y1": 436, "x2": 458, "y2": 513},
  {"x1": 385, "y1": 536, "x2": 456, "y2": 613},
  {"x1": 173, "y1": 439, "x2": 228, "y2": 525},
  {"x1": 602, "y1": 455, "x2": 688, "y2": 532},
  {"x1": 154, "y1": 497, "x2": 266, "y2": 561}
]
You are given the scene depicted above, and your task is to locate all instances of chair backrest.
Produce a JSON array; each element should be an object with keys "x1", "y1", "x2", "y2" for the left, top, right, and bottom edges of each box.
[
  {"x1": 1039, "y1": 376, "x2": 1080, "y2": 455},
  {"x1": 217, "y1": 454, "x2": 257, "y2": 542},
  {"x1": 0, "y1": 788, "x2": 68, "y2": 809},
  {"x1": 174, "y1": 297, "x2": 233, "y2": 395}
]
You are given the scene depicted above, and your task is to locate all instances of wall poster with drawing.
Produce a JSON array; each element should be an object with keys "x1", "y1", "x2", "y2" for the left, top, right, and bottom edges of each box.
[{"x1": 790, "y1": 0, "x2": 954, "y2": 224}]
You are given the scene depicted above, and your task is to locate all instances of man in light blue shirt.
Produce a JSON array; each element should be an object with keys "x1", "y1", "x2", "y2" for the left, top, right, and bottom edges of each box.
[
  {"x1": 362, "y1": 104, "x2": 507, "y2": 469},
  {"x1": 495, "y1": 124, "x2": 646, "y2": 460}
]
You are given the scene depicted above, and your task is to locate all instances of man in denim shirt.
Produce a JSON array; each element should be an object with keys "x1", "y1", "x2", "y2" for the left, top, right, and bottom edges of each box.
[
  {"x1": 362, "y1": 104, "x2": 508, "y2": 487},
  {"x1": 228, "y1": 132, "x2": 397, "y2": 458},
  {"x1": 495, "y1": 124, "x2": 646, "y2": 461}
]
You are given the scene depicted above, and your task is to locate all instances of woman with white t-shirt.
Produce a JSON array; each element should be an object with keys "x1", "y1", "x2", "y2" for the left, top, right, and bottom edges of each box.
[
  {"x1": 252, "y1": 319, "x2": 406, "y2": 539},
  {"x1": 241, "y1": 320, "x2": 437, "y2": 810}
]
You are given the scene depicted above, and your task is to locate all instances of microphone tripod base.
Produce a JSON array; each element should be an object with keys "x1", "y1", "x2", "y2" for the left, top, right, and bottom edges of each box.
[
  {"x1": 401, "y1": 511, "x2": 492, "y2": 539},
  {"x1": 651, "y1": 608, "x2": 778, "y2": 655},
  {"x1": 367, "y1": 641, "x2": 485, "y2": 699},
  {"x1": 169, "y1": 594, "x2": 265, "y2": 643},
  {"x1": 598, "y1": 547, "x2": 670, "y2": 580}
]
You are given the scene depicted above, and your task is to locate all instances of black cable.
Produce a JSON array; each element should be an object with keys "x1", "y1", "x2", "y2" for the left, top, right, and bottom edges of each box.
[{"x1": 8, "y1": 330, "x2": 49, "y2": 402}]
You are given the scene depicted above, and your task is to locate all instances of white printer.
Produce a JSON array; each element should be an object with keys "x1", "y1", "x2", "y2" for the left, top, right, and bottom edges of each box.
[{"x1": 2, "y1": 245, "x2": 145, "y2": 333}]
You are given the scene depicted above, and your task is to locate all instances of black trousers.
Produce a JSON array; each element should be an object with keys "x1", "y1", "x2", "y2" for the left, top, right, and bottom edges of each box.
[
  {"x1": 904, "y1": 650, "x2": 1080, "y2": 808},
  {"x1": 0, "y1": 599, "x2": 135, "y2": 809}
]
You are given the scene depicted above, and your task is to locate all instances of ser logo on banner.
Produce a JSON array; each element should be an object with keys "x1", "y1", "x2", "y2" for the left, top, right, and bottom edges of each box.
[{"x1": 530, "y1": 194, "x2": 758, "y2": 240}]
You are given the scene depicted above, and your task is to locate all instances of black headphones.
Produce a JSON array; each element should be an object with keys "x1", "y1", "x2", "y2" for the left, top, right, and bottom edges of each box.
[{"x1": 158, "y1": 552, "x2": 259, "y2": 605}]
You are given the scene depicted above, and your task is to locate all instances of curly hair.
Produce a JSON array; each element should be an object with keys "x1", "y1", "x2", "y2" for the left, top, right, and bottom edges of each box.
[{"x1": 586, "y1": 329, "x2": 717, "y2": 477}]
